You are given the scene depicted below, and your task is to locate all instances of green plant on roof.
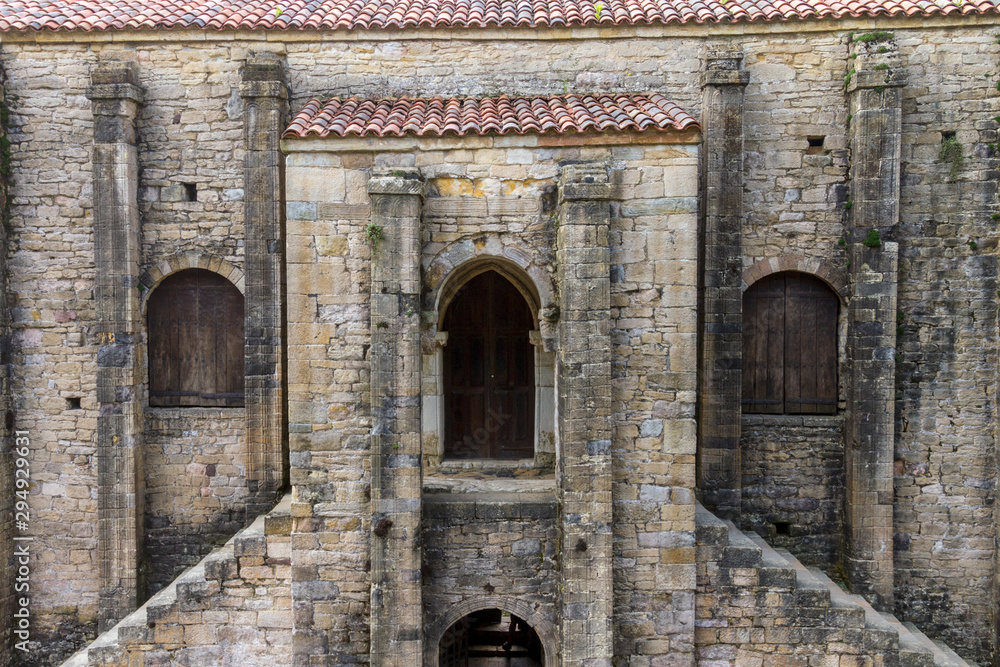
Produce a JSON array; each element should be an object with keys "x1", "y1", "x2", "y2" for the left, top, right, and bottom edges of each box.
[
  {"x1": 274, "y1": 4, "x2": 283, "y2": 17},
  {"x1": 594, "y1": 2, "x2": 604, "y2": 19}
]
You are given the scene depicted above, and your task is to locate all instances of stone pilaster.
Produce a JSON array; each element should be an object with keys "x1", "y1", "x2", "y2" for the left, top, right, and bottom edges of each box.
[
  {"x1": 240, "y1": 53, "x2": 288, "y2": 513},
  {"x1": 697, "y1": 48, "x2": 749, "y2": 519},
  {"x1": 367, "y1": 168, "x2": 424, "y2": 667},
  {"x1": 557, "y1": 164, "x2": 613, "y2": 666},
  {"x1": 844, "y1": 34, "x2": 904, "y2": 610},
  {"x1": 87, "y1": 60, "x2": 145, "y2": 630}
]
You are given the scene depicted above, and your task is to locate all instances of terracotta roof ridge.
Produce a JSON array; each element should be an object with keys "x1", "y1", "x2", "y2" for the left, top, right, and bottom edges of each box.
[
  {"x1": 0, "y1": 0, "x2": 996, "y2": 32},
  {"x1": 283, "y1": 92, "x2": 700, "y2": 139}
]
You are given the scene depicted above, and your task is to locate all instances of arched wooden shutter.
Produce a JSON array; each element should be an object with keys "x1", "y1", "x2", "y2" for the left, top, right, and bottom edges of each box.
[
  {"x1": 148, "y1": 269, "x2": 245, "y2": 407},
  {"x1": 742, "y1": 272, "x2": 838, "y2": 414}
]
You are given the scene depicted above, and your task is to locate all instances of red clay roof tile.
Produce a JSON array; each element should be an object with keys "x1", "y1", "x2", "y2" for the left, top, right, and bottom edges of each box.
[
  {"x1": 0, "y1": 0, "x2": 994, "y2": 32},
  {"x1": 283, "y1": 93, "x2": 699, "y2": 139}
]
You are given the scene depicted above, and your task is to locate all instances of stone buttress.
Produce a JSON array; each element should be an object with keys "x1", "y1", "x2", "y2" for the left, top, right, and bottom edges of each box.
[
  {"x1": 557, "y1": 164, "x2": 614, "y2": 666},
  {"x1": 240, "y1": 53, "x2": 289, "y2": 514},
  {"x1": 86, "y1": 60, "x2": 145, "y2": 631},
  {"x1": 697, "y1": 48, "x2": 749, "y2": 520},
  {"x1": 844, "y1": 33, "x2": 904, "y2": 611},
  {"x1": 368, "y1": 168, "x2": 425, "y2": 666}
]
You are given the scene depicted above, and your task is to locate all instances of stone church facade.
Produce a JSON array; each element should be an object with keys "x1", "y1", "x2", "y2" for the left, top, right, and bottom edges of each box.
[{"x1": 0, "y1": 1, "x2": 996, "y2": 665}]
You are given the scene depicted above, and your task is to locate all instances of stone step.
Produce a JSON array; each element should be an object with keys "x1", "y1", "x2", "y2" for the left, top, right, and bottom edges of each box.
[
  {"x1": 740, "y1": 531, "x2": 797, "y2": 589},
  {"x1": 59, "y1": 492, "x2": 293, "y2": 667},
  {"x1": 902, "y1": 622, "x2": 980, "y2": 667},
  {"x1": 804, "y1": 566, "x2": 932, "y2": 667},
  {"x1": 719, "y1": 519, "x2": 763, "y2": 569},
  {"x1": 694, "y1": 502, "x2": 729, "y2": 547},
  {"x1": 768, "y1": 552, "x2": 865, "y2": 630}
]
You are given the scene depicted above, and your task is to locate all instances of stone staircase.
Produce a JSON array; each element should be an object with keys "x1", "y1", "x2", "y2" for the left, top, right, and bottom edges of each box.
[
  {"x1": 695, "y1": 502, "x2": 977, "y2": 667},
  {"x1": 61, "y1": 494, "x2": 293, "y2": 667}
]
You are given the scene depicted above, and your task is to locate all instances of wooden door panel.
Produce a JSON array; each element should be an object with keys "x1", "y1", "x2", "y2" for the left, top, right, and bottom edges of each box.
[
  {"x1": 443, "y1": 271, "x2": 534, "y2": 459},
  {"x1": 148, "y1": 269, "x2": 245, "y2": 407},
  {"x1": 743, "y1": 272, "x2": 838, "y2": 415}
]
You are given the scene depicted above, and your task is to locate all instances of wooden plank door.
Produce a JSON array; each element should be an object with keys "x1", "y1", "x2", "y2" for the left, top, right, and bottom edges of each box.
[
  {"x1": 148, "y1": 269, "x2": 245, "y2": 407},
  {"x1": 444, "y1": 270, "x2": 534, "y2": 459},
  {"x1": 742, "y1": 272, "x2": 838, "y2": 414}
]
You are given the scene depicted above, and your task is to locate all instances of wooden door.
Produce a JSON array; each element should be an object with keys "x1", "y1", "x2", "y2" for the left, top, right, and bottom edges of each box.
[
  {"x1": 443, "y1": 271, "x2": 534, "y2": 459},
  {"x1": 148, "y1": 269, "x2": 245, "y2": 407},
  {"x1": 742, "y1": 272, "x2": 838, "y2": 414}
]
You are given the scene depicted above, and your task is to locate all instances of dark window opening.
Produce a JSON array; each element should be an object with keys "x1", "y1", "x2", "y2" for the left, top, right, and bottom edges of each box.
[
  {"x1": 183, "y1": 183, "x2": 198, "y2": 202},
  {"x1": 440, "y1": 609, "x2": 544, "y2": 667},
  {"x1": 148, "y1": 269, "x2": 244, "y2": 408},
  {"x1": 443, "y1": 270, "x2": 534, "y2": 460},
  {"x1": 66, "y1": 397, "x2": 82, "y2": 410},
  {"x1": 742, "y1": 271, "x2": 838, "y2": 415},
  {"x1": 941, "y1": 131, "x2": 956, "y2": 142},
  {"x1": 774, "y1": 521, "x2": 792, "y2": 536},
  {"x1": 806, "y1": 136, "x2": 826, "y2": 154}
]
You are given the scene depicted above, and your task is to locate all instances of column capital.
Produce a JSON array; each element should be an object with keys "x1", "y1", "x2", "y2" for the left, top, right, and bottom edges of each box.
[
  {"x1": 87, "y1": 61, "x2": 143, "y2": 112},
  {"x1": 702, "y1": 48, "x2": 749, "y2": 87},
  {"x1": 86, "y1": 82, "x2": 143, "y2": 107},
  {"x1": 559, "y1": 164, "x2": 612, "y2": 201},
  {"x1": 368, "y1": 168, "x2": 425, "y2": 196},
  {"x1": 240, "y1": 53, "x2": 287, "y2": 99},
  {"x1": 847, "y1": 36, "x2": 905, "y2": 92}
]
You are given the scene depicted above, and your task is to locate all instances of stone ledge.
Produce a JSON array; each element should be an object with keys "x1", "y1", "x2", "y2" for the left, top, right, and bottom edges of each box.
[{"x1": 422, "y1": 491, "x2": 557, "y2": 520}]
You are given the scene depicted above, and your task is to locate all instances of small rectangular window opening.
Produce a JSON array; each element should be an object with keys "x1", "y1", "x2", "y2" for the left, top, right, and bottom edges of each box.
[
  {"x1": 941, "y1": 131, "x2": 956, "y2": 142},
  {"x1": 66, "y1": 397, "x2": 82, "y2": 410},
  {"x1": 183, "y1": 183, "x2": 198, "y2": 202},
  {"x1": 806, "y1": 136, "x2": 826, "y2": 155},
  {"x1": 773, "y1": 521, "x2": 792, "y2": 536}
]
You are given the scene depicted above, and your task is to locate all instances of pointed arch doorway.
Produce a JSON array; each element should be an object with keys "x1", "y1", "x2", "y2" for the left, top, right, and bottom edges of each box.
[{"x1": 442, "y1": 270, "x2": 535, "y2": 460}]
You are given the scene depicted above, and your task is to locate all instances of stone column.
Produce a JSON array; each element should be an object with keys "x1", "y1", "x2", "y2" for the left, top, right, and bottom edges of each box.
[
  {"x1": 87, "y1": 60, "x2": 145, "y2": 630},
  {"x1": 367, "y1": 168, "x2": 424, "y2": 667},
  {"x1": 697, "y1": 48, "x2": 749, "y2": 519},
  {"x1": 557, "y1": 164, "x2": 613, "y2": 666},
  {"x1": 844, "y1": 35, "x2": 904, "y2": 610},
  {"x1": 240, "y1": 53, "x2": 288, "y2": 514}
]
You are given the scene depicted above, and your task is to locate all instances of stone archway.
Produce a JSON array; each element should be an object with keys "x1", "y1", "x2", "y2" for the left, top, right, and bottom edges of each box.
[
  {"x1": 422, "y1": 249, "x2": 557, "y2": 468},
  {"x1": 426, "y1": 597, "x2": 557, "y2": 667}
]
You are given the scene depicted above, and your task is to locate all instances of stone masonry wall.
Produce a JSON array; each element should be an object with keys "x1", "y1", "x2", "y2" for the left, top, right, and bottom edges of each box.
[
  {"x1": 0, "y1": 39, "x2": 249, "y2": 650},
  {"x1": 143, "y1": 407, "x2": 247, "y2": 596},
  {"x1": 283, "y1": 132, "x2": 700, "y2": 664},
  {"x1": 893, "y1": 27, "x2": 1000, "y2": 664},
  {"x1": 0, "y1": 16, "x2": 997, "y2": 664},
  {"x1": 421, "y1": 495, "x2": 559, "y2": 641},
  {"x1": 84, "y1": 503, "x2": 292, "y2": 667},
  {"x1": 740, "y1": 415, "x2": 845, "y2": 570}
]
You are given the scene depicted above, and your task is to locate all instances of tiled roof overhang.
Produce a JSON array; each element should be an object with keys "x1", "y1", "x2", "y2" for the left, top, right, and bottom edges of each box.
[
  {"x1": 0, "y1": 0, "x2": 995, "y2": 32},
  {"x1": 283, "y1": 94, "x2": 699, "y2": 139}
]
